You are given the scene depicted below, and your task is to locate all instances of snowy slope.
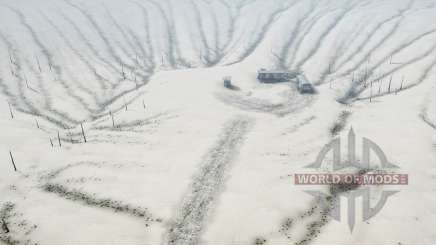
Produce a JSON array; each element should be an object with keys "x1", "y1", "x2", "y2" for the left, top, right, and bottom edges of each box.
[{"x1": 1, "y1": 0, "x2": 436, "y2": 244}]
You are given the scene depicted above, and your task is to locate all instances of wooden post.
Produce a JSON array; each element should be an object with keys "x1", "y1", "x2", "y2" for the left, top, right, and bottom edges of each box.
[
  {"x1": 68, "y1": 129, "x2": 73, "y2": 143},
  {"x1": 25, "y1": 74, "x2": 30, "y2": 89},
  {"x1": 9, "y1": 151, "x2": 17, "y2": 172},
  {"x1": 80, "y1": 123, "x2": 87, "y2": 143},
  {"x1": 121, "y1": 63, "x2": 126, "y2": 80},
  {"x1": 36, "y1": 56, "x2": 42, "y2": 72},
  {"x1": 364, "y1": 66, "x2": 368, "y2": 82},
  {"x1": 110, "y1": 111, "x2": 115, "y2": 128},
  {"x1": 370, "y1": 80, "x2": 373, "y2": 102},
  {"x1": 8, "y1": 102, "x2": 14, "y2": 119},
  {"x1": 378, "y1": 79, "x2": 382, "y2": 94},
  {"x1": 58, "y1": 131, "x2": 62, "y2": 147},
  {"x1": 35, "y1": 119, "x2": 40, "y2": 129},
  {"x1": 388, "y1": 75, "x2": 392, "y2": 93},
  {"x1": 400, "y1": 76, "x2": 404, "y2": 91},
  {"x1": 50, "y1": 138, "x2": 54, "y2": 147},
  {"x1": 8, "y1": 50, "x2": 13, "y2": 64},
  {"x1": 142, "y1": 99, "x2": 146, "y2": 110}
]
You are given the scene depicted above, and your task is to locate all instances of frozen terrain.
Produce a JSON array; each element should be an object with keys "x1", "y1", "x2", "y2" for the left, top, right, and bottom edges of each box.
[{"x1": 1, "y1": 0, "x2": 436, "y2": 244}]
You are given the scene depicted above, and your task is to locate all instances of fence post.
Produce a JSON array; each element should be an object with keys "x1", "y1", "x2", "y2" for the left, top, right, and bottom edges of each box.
[
  {"x1": 9, "y1": 151, "x2": 17, "y2": 172},
  {"x1": 110, "y1": 111, "x2": 115, "y2": 128},
  {"x1": 81, "y1": 123, "x2": 87, "y2": 143},
  {"x1": 8, "y1": 102, "x2": 14, "y2": 119},
  {"x1": 58, "y1": 131, "x2": 62, "y2": 147}
]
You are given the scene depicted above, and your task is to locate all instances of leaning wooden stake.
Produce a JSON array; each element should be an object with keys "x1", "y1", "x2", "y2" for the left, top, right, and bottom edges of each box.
[
  {"x1": 400, "y1": 76, "x2": 405, "y2": 91},
  {"x1": 388, "y1": 75, "x2": 393, "y2": 93},
  {"x1": 36, "y1": 56, "x2": 42, "y2": 72},
  {"x1": 80, "y1": 123, "x2": 87, "y2": 143},
  {"x1": 68, "y1": 129, "x2": 74, "y2": 143},
  {"x1": 58, "y1": 131, "x2": 62, "y2": 147},
  {"x1": 8, "y1": 50, "x2": 13, "y2": 65},
  {"x1": 378, "y1": 79, "x2": 382, "y2": 94},
  {"x1": 24, "y1": 74, "x2": 30, "y2": 89},
  {"x1": 121, "y1": 63, "x2": 126, "y2": 80},
  {"x1": 35, "y1": 118, "x2": 40, "y2": 129},
  {"x1": 8, "y1": 102, "x2": 14, "y2": 119},
  {"x1": 50, "y1": 138, "x2": 54, "y2": 147},
  {"x1": 9, "y1": 151, "x2": 17, "y2": 172}
]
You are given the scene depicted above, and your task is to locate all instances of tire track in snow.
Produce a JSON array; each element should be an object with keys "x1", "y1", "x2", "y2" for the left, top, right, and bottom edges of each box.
[
  {"x1": 58, "y1": 10, "x2": 121, "y2": 85},
  {"x1": 8, "y1": 7, "x2": 101, "y2": 115},
  {"x1": 357, "y1": 46, "x2": 436, "y2": 101},
  {"x1": 3, "y1": 8, "x2": 81, "y2": 126},
  {"x1": 103, "y1": 6, "x2": 145, "y2": 69},
  {"x1": 316, "y1": 18, "x2": 368, "y2": 84},
  {"x1": 335, "y1": 1, "x2": 415, "y2": 79},
  {"x1": 228, "y1": 0, "x2": 298, "y2": 65},
  {"x1": 287, "y1": 3, "x2": 332, "y2": 69},
  {"x1": 211, "y1": 0, "x2": 248, "y2": 64},
  {"x1": 333, "y1": 0, "x2": 414, "y2": 74},
  {"x1": 164, "y1": 117, "x2": 253, "y2": 245},
  {"x1": 294, "y1": 0, "x2": 361, "y2": 71},
  {"x1": 0, "y1": 32, "x2": 40, "y2": 115},
  {"x1": 215, "y1": 86, "x2": 314, "y2": 117},
  {"x1": 145, "y1": 0, "x2": 190, "y2": 68},
  {"x1": 40, "y1": 12, "x2": 107, "y2": 100},
  {"x1": 130, "y1": 1, "x2": 156, "y2": 71},
  {"x1": 190, "y1": 0, "x2": 215, "y2": 66},
  {"x1": 346, "y1": 29, "x2": 436, "y2": 101},
  {"x1": 277, "y1": 0, "x2": 317, "y2": 69},
  {"x1": 334, "y1": 2, "x2": 436, "y2": 86},
  {"x1": 64, "y1": 0, "x2": 148, "y2": 82},
  {"x1": 125, "y1": 27, "x2": 155, "y2": 72}
]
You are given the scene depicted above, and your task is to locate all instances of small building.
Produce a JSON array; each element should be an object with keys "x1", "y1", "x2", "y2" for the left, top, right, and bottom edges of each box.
[
  {"x1": 223, "y1": 76, "x2": 232, "y2": 88},
  {"x1": 257, "y1": 69, "x2": 298, "y2": 83},
  {"x1": 297, "y1": 74, "x2": 315, "y2": 94}
]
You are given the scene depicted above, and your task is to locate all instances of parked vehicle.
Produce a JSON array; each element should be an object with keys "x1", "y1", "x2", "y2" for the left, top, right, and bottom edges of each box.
[
  {"x1": 257, "y1": 69, "x2": 298, "y2": 83},
  {"x1": 297, "y1": 74, "x2": 315, "y2": 94},
  {"x1": 223, "y1": 76, "x2": 232, "y2": 88}
]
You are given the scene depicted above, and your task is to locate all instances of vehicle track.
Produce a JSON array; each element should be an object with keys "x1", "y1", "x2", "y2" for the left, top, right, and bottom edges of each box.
[
  {"x1": 215, "y1": 87, "x2": 314, "y2": 117},
  {"x1": 332, "y1": 0, "x2": 415, "y2": 76},
  {"x1": 277, "y1": 0, "x2": 318, "y2": 69},
  {"x1": 164, "y1": 117, "x2": 253, "y2": 245},
  {"x1": 294, "y1": 0, "x2": 362, "y2": 71},
  {"x1": 229, "y1": 0, "x2": 298, "y2": 65}
]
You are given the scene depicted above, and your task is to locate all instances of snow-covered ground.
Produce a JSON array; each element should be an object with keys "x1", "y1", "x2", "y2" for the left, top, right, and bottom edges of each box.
[{"x1": 1, "y1": 0, "x2": 436, "y2": 244}]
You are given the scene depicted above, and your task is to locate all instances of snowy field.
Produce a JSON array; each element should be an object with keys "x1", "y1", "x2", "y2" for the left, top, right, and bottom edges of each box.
[{"x1": 1, "y1": 0, "x2": 436, "y2": 244}]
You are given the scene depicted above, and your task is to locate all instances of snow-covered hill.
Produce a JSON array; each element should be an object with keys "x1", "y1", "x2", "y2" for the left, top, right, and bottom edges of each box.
[{"x1": 1, "y1": 0, "x2": 436, "y2": 244}]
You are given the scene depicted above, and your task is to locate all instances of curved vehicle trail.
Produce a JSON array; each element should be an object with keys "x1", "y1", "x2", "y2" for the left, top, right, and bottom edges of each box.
[
  {"x1": 294, "y1": 0, "x2": 362, "y2": 71},
  {"x1": 164, "y1": 117, "x2": 253, "y2": 245},
  {"x1": 215, "y1": 86, "x2": 314, "y2": 117}
]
